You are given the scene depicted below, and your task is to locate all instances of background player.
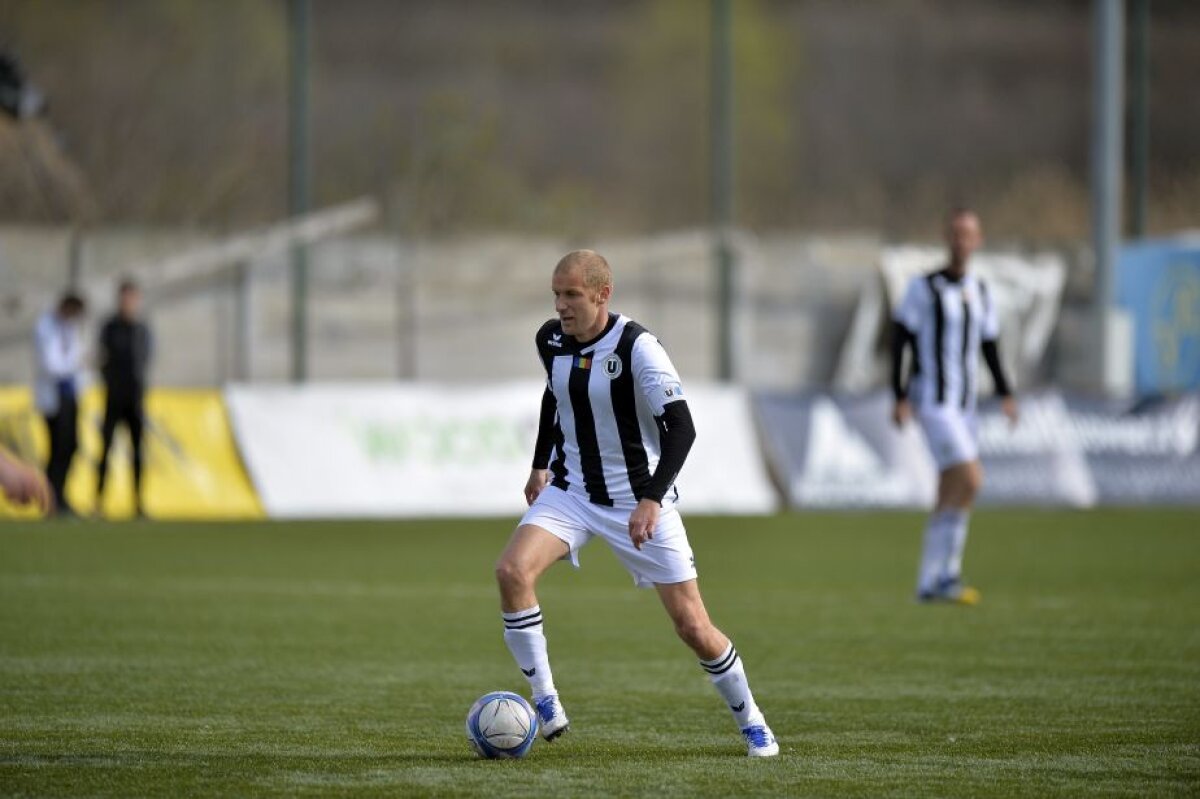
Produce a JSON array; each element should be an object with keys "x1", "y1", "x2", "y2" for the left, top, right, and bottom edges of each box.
[
  {"x1": 891, "y1": 209, "x2": 1018, "y2": 604},
  {"x1": 493, "y1": 250, "x2": 779, "y2": 757},
  {"x1": 95, "y1": 279, "x2": 153, "y2": 518}
]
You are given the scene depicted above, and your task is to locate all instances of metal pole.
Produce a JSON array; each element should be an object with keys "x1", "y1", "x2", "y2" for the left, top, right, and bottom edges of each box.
[
  {"x1": 711, "y1": 0, "x2": 734, "y2": 382},
  {"x1": 288, "y1": 0, "x2": 311, "y2": 383},
  {"x1": 1129, "y1": 0, "x2": 1149, "y2": 238},
  {"x1": 67, "y1": 229, "x2": 83, "y2": 291},
  {"x1": 233, "y1": 260, "x2": 252, "y2": 381},
  {"x1": 1092, "y1": 0, "x2": 1124, "y2": 314},
  {"x1": 396, "y1": 239, "x2": 417, "y2": 380},
  {"x1": 1092, "y1": 0, "x2": 1126, "y2": 395}
]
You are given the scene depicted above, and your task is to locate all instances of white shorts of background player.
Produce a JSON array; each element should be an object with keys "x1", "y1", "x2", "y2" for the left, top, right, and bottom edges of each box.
[{"x1": 916, "y1": 405, "x2": 980, "y2": 472}]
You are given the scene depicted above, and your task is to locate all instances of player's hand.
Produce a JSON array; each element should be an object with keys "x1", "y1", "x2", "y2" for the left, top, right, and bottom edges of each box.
[
  {"x1": 1001, "y1": 396, "x2": 1019, "y2": 428},
  {"x1": 628, "y1": 498, "x2": 660, "y2": 551},
  {"x1": 524, "y1": 469, "x2": 549, "y2": 506},
  {"x1": 0, "y1": 455, "x2": 53, "y2": 514},
  {"x1": 892, "y1": 398, "x2": 912, "y2": 428}
]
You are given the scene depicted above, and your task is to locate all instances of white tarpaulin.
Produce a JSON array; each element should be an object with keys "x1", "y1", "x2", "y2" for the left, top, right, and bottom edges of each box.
[{"x1": 225, "y1": 382, "x2": 777, "y2": 518}]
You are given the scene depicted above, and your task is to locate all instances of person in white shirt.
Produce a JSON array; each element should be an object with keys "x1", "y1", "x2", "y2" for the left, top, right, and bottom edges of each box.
[
  {"x1": 891, "y1": 209, "x2": 1018, "y2": 604},
  {"x1": 33, "y1": 292, "x2": 87, "y2": 517}
]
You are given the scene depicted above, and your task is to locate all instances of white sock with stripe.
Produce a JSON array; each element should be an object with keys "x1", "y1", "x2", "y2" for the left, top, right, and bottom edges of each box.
[
  {"x1": 700, "y1": 642, "x2": 763, "y2": 729},
  {"x1": 502, "y1": 605, "x2": 557, "y2": 698},
  {"x1": 917, "y1": 509, "x2": 956, "y2": 594},
  {"x1": 942, "y1": 509, "x2": 971, "y2": 582}
]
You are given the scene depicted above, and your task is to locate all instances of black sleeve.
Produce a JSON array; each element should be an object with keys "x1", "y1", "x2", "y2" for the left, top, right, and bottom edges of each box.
[
  {"x1": 981, "y1": 339, "x2": 1013, "y2": 397},
  {"x1": 531, "y1": 387, "x2": 557, "y2": 469},
  {"x1": 890, "y1": 321, "x2": 914, "y2": 401},
  {"x1": 643, "y1": 399, "x2": 696, "y2": 504}
]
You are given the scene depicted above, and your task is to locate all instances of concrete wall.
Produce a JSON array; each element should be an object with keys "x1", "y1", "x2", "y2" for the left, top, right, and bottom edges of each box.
[{"x1": 2, "y1": 225, "x2": 1092, "y2": 392}]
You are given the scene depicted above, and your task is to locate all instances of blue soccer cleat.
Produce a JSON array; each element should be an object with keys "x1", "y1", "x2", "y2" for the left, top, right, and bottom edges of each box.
[
  {"x1": 917, "y1": 576, "x2": 981, "y2": 606},
  {"x1": 534, "y1": 694, "x2": 570, "y2": 741},
  {"x1": 741, "y1": 723, "x2": 779, "y2": 757}
]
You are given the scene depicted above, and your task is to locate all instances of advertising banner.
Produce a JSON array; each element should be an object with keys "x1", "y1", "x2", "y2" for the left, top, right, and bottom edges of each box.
[
  {"x1": 1117, "y1": 238, "x2": 1200, "y2": 394},
  {"x1": 0, "y1": 387, "x2": 263, "y2": 520},
  {"x1": 757, "y1": 390, "x2": 1200, "y2": 509},
  {"x1": 226, "y1": 382, "x2": 778, "y2": 518}
]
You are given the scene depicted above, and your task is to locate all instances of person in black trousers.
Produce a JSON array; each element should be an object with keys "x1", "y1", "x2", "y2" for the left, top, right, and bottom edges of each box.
[
  {"x1": 33, "y1": 292, "x2": 87, "y2": 517},
  {"x1": 96, "y1": 279, "x2": 152, "y2": 518}
]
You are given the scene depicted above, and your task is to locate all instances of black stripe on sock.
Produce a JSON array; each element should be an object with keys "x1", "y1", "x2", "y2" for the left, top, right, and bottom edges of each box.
[
  {"x1": 700, "y1": 647, "x2": 738, "y2": 674},
  {"x1": 700, "y1": 647, "x2": 734, "y2": 671},
  {"x1": 502, "y1": 610, "x2": 543, "y2": 625},
  {"x1": 504, "y1": 619, "x2": 544, "y2": 631}
]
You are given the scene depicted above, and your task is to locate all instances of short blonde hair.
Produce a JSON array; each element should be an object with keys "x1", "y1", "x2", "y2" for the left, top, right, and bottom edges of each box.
[{"x1": 554, "y1": 250, "x2": 612, "y2": 291}]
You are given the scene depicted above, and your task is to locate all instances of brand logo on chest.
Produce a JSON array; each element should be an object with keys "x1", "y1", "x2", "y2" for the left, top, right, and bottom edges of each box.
[{"x1": 601, "y1": 354, "x2": 623, "y2": 379}]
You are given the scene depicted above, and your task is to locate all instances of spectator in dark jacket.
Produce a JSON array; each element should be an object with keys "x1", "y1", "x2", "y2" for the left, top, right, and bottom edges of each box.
[{"x1": 96, "y1": 279, "x2": 152, "y2": 518}]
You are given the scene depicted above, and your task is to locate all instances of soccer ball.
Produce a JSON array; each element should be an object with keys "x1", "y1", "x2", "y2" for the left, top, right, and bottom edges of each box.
[{"x1": 465, "y1": 691, "x2": 539, "y2": 759}]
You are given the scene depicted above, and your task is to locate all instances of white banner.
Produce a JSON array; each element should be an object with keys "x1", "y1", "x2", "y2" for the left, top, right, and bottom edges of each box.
[{"x1": 225, "y1": 382, "x2": 777, "y2": 518}]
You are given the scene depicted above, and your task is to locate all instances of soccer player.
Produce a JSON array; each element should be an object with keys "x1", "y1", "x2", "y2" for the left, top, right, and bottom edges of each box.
[
  {"x1": 33, "y1": 291, "x2": 87, "y2": 517},
  {"x1": 891, "y1": 208, "x2": 1018, "y2": 605},
  {"x1": 493, "y1": 250, "x2": 779, "y2": 757},
  {"x1": 95, "y1": 279, "x2": 152, "y2": 518}
]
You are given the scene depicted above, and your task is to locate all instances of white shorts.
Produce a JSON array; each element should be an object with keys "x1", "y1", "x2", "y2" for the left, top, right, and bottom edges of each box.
[
  {"x1": 519, "y1": 486, "x2": 697, "y2": 589},
  {"x1": 917, "y1": 406, "x2": 979, "y2": 471}
]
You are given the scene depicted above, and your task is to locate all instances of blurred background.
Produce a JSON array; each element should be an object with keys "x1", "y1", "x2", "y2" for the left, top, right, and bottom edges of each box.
[{"x1": 0, "y1": 0, "x2": 1197, "y2": 518}]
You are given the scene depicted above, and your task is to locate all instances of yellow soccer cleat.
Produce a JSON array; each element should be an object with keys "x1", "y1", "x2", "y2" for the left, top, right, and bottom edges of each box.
[{"x1": 918, "y1": 578, "x2": 981, "y2": 606}]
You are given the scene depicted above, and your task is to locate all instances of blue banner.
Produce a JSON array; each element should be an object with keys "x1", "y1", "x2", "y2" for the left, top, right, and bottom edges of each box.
[
  {"x1": 754, "y1": 391, "x2": 1200, "y2": 509},
  {"x1": 1117, "y1": 239, "x2": 1200, "y2": 394}
]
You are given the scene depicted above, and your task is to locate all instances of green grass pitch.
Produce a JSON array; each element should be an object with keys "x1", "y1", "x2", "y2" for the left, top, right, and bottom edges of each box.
[{"x1": 1, "y1": 510, "x2": 1197, "y2": 797}]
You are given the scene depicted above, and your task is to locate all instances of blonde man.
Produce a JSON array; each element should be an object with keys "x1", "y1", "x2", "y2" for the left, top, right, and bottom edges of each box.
[{"x1": 494, "y1": 251, "x2": 779, "y2": 757}]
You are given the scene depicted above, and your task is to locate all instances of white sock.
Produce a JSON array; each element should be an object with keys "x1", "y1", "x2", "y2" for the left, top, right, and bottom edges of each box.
[
  {"x1": 942, "y1": 509, "x2": 970, "y2": 582},
  {"x1": 502, "y1": 605, "x2": 556, "y2": 698},
  {"x1": 917, "y1": 509, "x2": 956, "y2": 593},
  {"x1": 700, "y1": 642, "x2": 763, "y2": 729}
]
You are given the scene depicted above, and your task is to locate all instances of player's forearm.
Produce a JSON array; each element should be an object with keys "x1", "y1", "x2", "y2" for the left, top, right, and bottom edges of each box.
[
  {"x1": 981, "y1": 339, "x2": 1013, "y2": 397},
  {"x1": 531, "y1": 388, "x2": 557, "y2": 469},
  {"x1": 890, "y1": 321, "x2": 913, "y2": 401},
  {"x1": 643, "y1": 400, "x2": 696, "y2": 504}
]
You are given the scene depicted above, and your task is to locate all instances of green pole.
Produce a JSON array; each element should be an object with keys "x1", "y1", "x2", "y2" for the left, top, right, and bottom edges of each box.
[
  {"x1": 711, "y1": 0, "x2": 734, "y2": 382},
  {"x1": 1129, "y1": 0, "x2": 1149, "y2": 238},
  {"x1": 288, "y1": 0, "x2": 311, "y2": 383}
]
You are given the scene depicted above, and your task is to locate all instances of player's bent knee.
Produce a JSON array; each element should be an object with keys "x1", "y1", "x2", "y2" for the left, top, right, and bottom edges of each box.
[{"x1": 494, "y1": 557, "x2": 531, "y2": 592}]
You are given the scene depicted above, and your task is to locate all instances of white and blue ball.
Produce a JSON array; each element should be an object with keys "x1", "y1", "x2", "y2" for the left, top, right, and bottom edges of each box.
[{"x1": 465, "y1": 691, "x2": 539, "y2": 759}]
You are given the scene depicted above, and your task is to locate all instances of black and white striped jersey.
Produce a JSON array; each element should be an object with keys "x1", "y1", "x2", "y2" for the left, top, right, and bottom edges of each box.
[
  {"x1": 894, "y1": 269, "x2": 1001, "y2": 412},
  {"x1": 532, "y1": 313, "x2": 691, "y2": 509}
]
